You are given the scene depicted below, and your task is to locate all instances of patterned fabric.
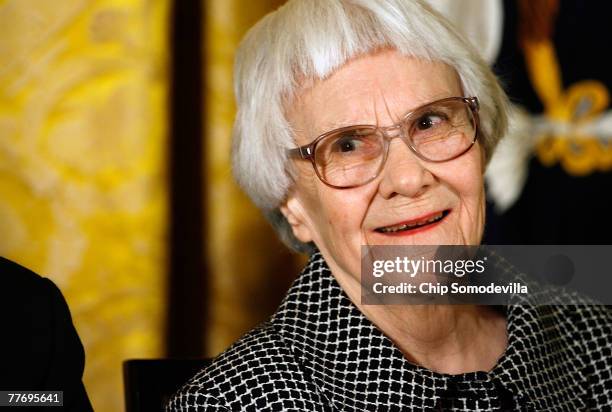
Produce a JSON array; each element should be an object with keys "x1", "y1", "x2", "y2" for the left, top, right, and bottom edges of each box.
[{"x1": 167, "y1": 252, "x2": 612, "y2": 411}]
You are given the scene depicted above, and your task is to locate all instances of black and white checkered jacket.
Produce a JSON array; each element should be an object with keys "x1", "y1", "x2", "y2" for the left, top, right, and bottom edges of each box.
[{"x1": 167, "y1": 251, "x2": 612, "y2": 411}]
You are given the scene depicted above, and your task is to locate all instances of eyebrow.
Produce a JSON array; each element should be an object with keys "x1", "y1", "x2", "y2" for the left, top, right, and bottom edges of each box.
[
  {"x1": 311, "y1": 101, "x2": 412, "y2": 136},
  {"x1": 313, "y1": 118, "x2": 378, "y2": 137}
]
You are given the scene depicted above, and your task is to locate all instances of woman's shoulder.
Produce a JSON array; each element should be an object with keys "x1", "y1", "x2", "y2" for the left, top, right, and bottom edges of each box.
[
  {"x1": 560, "y1": 302, "x2": 612, "y2": 349},
  {"x1": 546, "y1": 291, "x2": 612, "y2": 333},
  {"x1": 556, "y1": 303, "x2": 612, "y2": 406},
  {"x1": 541, "y1": 291, "x2": 612, "y2": 345},
  {"x1": 166, "y1": 321, "x2": 329, "y2": 411},
  {"x1": 544, "y1": 300, "x2": 612, "y2": 377}
]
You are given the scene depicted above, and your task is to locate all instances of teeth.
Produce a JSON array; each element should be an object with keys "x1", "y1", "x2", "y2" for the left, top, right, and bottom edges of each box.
[{"x1": 379, "y1": 212, "x2": 444, "y2": 233}]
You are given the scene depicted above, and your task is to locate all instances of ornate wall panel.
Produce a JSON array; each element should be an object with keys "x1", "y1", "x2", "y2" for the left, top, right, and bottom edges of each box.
[{"x1": 0, "y1": 0, "x2": 169, "y2": 410}]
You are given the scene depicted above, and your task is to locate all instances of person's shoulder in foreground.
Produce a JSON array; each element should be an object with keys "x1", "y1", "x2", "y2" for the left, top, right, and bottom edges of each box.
[{"x1": 0, "y1": 256, "x2": 93, "y2": 412}]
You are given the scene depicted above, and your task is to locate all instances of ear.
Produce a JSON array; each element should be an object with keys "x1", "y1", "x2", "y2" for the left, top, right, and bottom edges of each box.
[{"x1": 279, "y1": 193, "x2": 314, "y2": 244}]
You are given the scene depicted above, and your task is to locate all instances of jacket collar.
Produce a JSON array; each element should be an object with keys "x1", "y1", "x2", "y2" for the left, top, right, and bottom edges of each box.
[{"x1": 272, "y1": 251, "x2": 589, "y2": 410}]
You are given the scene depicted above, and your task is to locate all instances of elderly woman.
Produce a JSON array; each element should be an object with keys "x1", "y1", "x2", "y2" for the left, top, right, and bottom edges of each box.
[{"x1": 168, "y1": 0, "x2": 612, "y2": 410}]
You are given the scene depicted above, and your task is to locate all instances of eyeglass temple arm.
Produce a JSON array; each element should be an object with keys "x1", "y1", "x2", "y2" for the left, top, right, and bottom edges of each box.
[{"x1": 287, "y1": 145, "x2": 313, "y2": 159}]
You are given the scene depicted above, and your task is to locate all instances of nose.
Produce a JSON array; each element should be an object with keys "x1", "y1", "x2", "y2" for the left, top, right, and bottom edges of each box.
[{"x1": 377, "y1": 138, "x2": 435, "y2": 199}]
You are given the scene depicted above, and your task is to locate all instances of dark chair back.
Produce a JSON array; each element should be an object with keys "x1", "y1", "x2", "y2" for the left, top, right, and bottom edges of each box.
[{"x1": 123, "y1": 358, "x2": 211, "y2": 412}]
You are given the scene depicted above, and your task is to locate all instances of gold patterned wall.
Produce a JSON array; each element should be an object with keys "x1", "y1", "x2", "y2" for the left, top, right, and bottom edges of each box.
[
  {"x1": 204, "y1": 0, "x2": 306, "y2": 356},
  {"x1": 0, "y1": 0, "x2": 169, "y2": 411}
]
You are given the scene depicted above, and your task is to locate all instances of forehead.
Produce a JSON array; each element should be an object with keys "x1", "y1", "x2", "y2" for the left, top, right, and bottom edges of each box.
[{"x1": 287, "y1": 50, "x2": 463, "y2": 140}]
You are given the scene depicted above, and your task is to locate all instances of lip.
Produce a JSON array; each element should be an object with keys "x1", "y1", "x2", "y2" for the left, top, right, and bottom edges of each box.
[{"x1": 374, "y1": 209, "x2": 451, "y2": 237}]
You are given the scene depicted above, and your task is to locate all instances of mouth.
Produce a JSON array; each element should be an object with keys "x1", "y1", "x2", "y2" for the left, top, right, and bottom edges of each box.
[{"x1": 374, "y1": 209, "x2": 451, "y2": 235}]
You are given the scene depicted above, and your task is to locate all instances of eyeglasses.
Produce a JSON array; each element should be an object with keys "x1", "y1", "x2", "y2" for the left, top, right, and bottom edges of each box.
[{"x1": 288, "y1": 96, "x2": 480, "y2": 189}]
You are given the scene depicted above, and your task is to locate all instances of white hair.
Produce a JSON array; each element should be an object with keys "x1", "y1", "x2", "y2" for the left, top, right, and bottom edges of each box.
[{"x1": 232, "y1": 0, "x2": 509, "y2": 253}]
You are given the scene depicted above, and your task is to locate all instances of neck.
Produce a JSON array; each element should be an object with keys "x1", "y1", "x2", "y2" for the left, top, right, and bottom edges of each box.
[{"x1": 333, "y1": 266, "x2": 508, "y2": 374}]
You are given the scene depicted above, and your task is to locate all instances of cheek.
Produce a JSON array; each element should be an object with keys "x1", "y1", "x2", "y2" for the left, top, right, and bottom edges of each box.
[
  {"x1": 457, "y1": 175, "x2": 484, "y2": 221},
  {"x1": 318, "y1": 190, "x2": 371, "y2": 236},
  {"x1": 460, "y1": 169, "x2": 484, "y2": 200},
  {"x1": 299, "y1": 182, "x2": 373, "y2": 246},
  {"x1": 435, "y1": 152, "x2": 485, "y2": 221},
  {"x1": 449, "y1": 149, "x2": 484, "y2": 200},
  {"x1": 452, "y1": 157, "x2": 486, "y2": 236}
]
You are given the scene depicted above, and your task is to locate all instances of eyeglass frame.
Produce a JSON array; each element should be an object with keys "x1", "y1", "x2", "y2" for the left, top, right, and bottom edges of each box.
[{"x1": 287, "y1": 96, "x2": 481, "y2": 189}]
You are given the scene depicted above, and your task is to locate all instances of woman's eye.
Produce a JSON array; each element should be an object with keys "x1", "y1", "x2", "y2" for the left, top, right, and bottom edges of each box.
[
  {"x1": 334, "y1": 136, "x2": 361, "y2": 152},
  {"x1": 416, "y1": 113, "x2": 445, "y2": 130}
]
